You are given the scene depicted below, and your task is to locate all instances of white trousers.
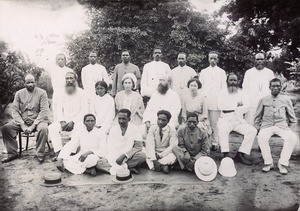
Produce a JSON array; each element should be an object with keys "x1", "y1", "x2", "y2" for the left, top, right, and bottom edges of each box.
[
  {"x1": 257, "y1": 126, "x2": 297, "y2": 166},
  {"x1": 64, "y1": 153, "x2": 99, "y2": 174},
  {"x1": 208, "y1": 110, "x2": 220, "y2": 146},
  {"x1": 218, "y1": 113, "x2": 257, "y2": 154},
  {"x1": 146, "y1": 153, "x2": 176, "y2": 170}
]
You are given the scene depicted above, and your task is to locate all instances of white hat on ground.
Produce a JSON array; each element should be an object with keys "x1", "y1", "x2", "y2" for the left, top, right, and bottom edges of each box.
[
  {"x1": 218, "y1": 157, "x2": 237, "y2": 177},
  {"x1": 194, "y1": 156, "x2": 218, "y2": 182}
]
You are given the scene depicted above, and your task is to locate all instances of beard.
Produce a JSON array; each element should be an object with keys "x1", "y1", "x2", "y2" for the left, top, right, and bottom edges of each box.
[
  {"x1": 65, "y1": 82, "x2": 78, "y2": 95},
  {"x1": 227, "y1": 85, "x2": 238, "y2": 93},
  {"x1": 157, "y1": 83, "x2": 169, "y2": 95}
]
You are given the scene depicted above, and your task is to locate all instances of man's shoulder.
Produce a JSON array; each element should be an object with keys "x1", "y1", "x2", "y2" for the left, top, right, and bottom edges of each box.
[{"x1": 35, "y1": 87, "x2": 47, "y2": 95}]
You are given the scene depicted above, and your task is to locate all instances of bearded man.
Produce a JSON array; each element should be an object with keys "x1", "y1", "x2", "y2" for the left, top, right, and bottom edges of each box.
[
  {"x1": 2, "y1": 74, "x2": 49, "y2": 163},
  {"x1": 48, "y1": 72, "x2": 88, "y2": 161},
  {"x1": 143, "y1": 74, "x2": 181, "y2": 130},
  {"x1": 217, "y1": 73, "x2": 256, "y2": 165}
]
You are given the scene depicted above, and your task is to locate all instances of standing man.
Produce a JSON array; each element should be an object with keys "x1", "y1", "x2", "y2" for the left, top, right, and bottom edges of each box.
[
  {"x1": 81, "y1": 51, "x2": 110, "y2": 111},
  {"x1": 172, "y1": 112, "x2": 210, "y2": 172},
  {"x1": 243, "y1": 53, "x2": 274, "y2": 125},
  {"x1": 48, "y1": 72, "x2": 88, "y2": 161},
  {"x1": 199, "y1": 51, "x2": 226, "y2": 150},
  {"x1": 145, "y1": 110, "x2": 178, "y2": 174},
  {"x1": 254, "y1": 78, "x2": 297, "y2": 174},
  {"x1": 2, "y1": 74, "x2": 49, "y2": 163},
  {"x1": 171, "y1": 52, "x2": 197, "y2": 103},
  {"x1": 217, "y1": 73, "x2": 256, "y2": 165},
  {"x1": 111, "y1": 49, "x2": 141, "y2": 96},
  {"x1": 141, "y1": 46, "x2": 171, "y2": 104},
  {"x1": 51, "y1": 53, "x2": 73, "y2": 121}
]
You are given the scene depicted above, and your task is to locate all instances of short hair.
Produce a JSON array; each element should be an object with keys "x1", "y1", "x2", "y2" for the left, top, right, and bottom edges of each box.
[
  {"x1": 119, "y1": 108, "x2": 131, "y2": 118},
  {"x1": 95, "y1": 80, "x2": 108, "y2": 92},
  {"x1": 83, "y1": 113, "x2": 96, "y2": 122},
  {"x1": 153, "y1": 46, "x2": 162, "y2": 53},
  {"x1": 269, "y1": 78, "x2": 281, "y2": 86},
  {"x1": 226, "y1": 72, "x2": 238, "y2": 82},
  {"x1": 89, "y1": 50, "x2": 98, "y2": 56},
  {"x1": 178, "y1": 52, "x2": 187, "y2": 57},
  {"x1": 24, "y1": 74, "x2": 36, "y2": 81},
  {"x1": 65, "y1": 71, "x2": 78, "y2": 80},
  {"x1": 157, "y1": 110, "x2": 172, "y2": 121},
  {"x1": 187, "y1": 78, "x2": 202, "y2": 89},
  {"x1": 122, "y1": 49, "x2": 130, "y2": 54},
  {"x1": 56, "y1": 53, "x2": 66, "y2": 60},
  {"x1": 187, "y1": 112, "x2": 199, "y2": 122},
  {"x1": 208, "y1": 51, "x2": 219, "y2": 57}
]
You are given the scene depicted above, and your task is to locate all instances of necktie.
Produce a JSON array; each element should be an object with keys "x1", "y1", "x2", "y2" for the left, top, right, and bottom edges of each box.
[{"x1": 159, "y1": 128, "x2": 163, "y2": 141}]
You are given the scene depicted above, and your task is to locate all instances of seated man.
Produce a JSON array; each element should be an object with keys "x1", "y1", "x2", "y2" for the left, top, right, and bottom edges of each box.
[
  {"x1": 172, "y1": 112, "x2": 210, "y2": 171},
  {"x1": 48, "y1": 72, "x2": 87, "y2": 161},
  {"x1": 217, "y1": 73, "x2": 256, "y2": 165},
  {"x1": 2, "y1": 74, "x2": 49, "y2": 163},
  {"x1": 254, "y1": 78, "x2": 297, "y2": 174},
  {"x1": 145, "y1": 110, "x2": 177, "y2": 174},
  {"x1": 56, "y1": 114, "x2": 107, "y2": 175},
  {"x1": 96, "y1": 109, "x2": 146, "y2": 175}
]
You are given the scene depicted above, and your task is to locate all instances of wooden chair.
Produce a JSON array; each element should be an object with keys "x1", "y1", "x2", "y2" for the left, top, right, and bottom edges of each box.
[{"x1": 18, "y1": 131, "x2": 51, "y2": 156}]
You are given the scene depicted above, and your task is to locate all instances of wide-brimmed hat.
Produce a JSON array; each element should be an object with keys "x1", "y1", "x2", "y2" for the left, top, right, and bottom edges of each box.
[
  {"x1": 218, "y1": 157, "x2": 237, "y2": 177},
  {"x1": 112, "y1": 168, "x2": 134, "y2": 184},
  {"x1": 121, "y1": 73, "x2": 137, "y2": 90},
  {"x1": 194, "y1": 156, "x2": 217, "y2": 182},
  {"x1": 41, "y1": 172, "x2": 65, "y2": 187}
]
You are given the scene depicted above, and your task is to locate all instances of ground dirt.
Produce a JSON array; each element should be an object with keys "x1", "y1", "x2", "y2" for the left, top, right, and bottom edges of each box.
[{"x1": 0, "y1": 93, "x2": 299, "y2": 211}]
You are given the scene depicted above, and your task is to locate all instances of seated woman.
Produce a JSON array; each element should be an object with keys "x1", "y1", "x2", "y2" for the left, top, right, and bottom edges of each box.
[
  {"x1": 114, "y1": 73, "x2": 144, "y2": 125},
  {"x1": 90, "y1": 81, "x2": 115, "y2": 134},
  {"x1": 181, "y1": 78, "x2": 211, "y2": 135}
]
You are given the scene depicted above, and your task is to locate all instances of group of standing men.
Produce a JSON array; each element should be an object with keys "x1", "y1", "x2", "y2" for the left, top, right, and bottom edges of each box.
[{"x1": 1, "y1": 46, "x2": 298, "y2": 177}]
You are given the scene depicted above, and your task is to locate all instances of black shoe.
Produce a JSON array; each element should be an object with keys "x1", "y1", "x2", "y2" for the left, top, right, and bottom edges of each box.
[
  {"x1": 153, "y1": 160, "x2": 161, "y2": 172},
  {"x1": 1, "y1": 154, "x2": 19, "y2": 163},
  {"x1": 52, "y1": 151, "x2": 60, "y2": 162},
  {"x1": 129, "y1": 168, "x2": 140, "y2": 174},
  {"x1": 160, "y1": 165, "x2": 170, "y2": 174},
  {"x1": 85, "y1": 167, "x2": 97, "y2": 176},
  {"x1": 211, "y1": 145, "x2": 219, "y2": 151},
  {"x1": 234, "y1": 152, "x2": 252, "y2": 165},
  {"x1": 37, "y1": 155, "x2": 45, "y2": 163}
]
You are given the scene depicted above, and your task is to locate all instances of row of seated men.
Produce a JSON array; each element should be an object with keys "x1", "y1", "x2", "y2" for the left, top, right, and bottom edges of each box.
[{"x1": 1, "y1": 71, "x2": 297, "y2": 176}]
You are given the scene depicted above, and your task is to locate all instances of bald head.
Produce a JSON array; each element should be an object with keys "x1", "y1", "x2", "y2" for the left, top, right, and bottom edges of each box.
[{"x1": 25, "y1": 74, "x2": 36, "y2": 92}]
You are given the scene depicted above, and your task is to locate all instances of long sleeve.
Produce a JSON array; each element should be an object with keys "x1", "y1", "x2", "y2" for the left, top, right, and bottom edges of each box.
[
  {"x1": 254, "y1": 98, "x2": 264, "y2": 130},
  {"x1": 33, "y1": 91, "x2": 49, "y2": 125},
  {"x1": 286, "y1": 98, "x2": 297, "y2": 130},
  {"x1": 177, "y1": 128, "x2": 188, "y2": 150},
  {"x1": 101, "y1": 67, "x2": 110, "y2": 85},
  {"x1": 242, "y1": 71, "x2": 250, "y2": 93},
  {"x1": 145, "y1": 126, "x2": 156, "y2": 160},
  {"x1": 181, "y1": 97, "x2": 187, "y2": 121},
  {"x1": 200, "y1": 96, "x2": 208, "y2": 121},
  {"x1": 136, "y1": 94, "x2": 145, "y2": 118},
  {"x1": 111, "y1": 66, "x2": 118, "y2": 96},
  {"x1": 11, "y1": 92, "x2": 24, "y2": 125},
  {"x1": 140, "y1": 66, "x2": 149, "y2": 97},
  {"x1": 125, "y1": 140, "x2": 143, "y2": 159},
  {"x1": 81, "y1": 67, "x2": 87, "y2": 90},
  {"x1": 58, "y1": 133, "x2": 80, "y2": 159},
  {"x1": 194, "y1": 133, "x2": 210, "y2": 159}
]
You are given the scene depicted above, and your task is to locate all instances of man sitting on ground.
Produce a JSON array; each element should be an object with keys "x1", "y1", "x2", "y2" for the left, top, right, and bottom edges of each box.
[
  {"x1": 172, "y1": 112, "x2": 210, "y2": 172},
  {"x1": 217, "y1": 73, "x2": 256, "y2": 165},
  {"x1": 1, "y1": 74, "x2": 49, "y2": 163},
  {"x1": 56, "y1": 114, "x2": 107, "y2": 176},
  {"x1": 145, "y1": 110, "x2": 177, "y2": 174},
  {"x1": 254, "y1": 78, "x2": 297, "y2": 174},
  {"x1": 97, "y1": 109, "x2": 146, "y2": 175}
]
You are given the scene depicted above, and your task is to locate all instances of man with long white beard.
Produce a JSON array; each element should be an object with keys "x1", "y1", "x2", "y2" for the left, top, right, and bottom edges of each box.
[
  {"x1": 143, "y1": 74, "x2": 181, "y2": 130},
  {"x1": 217, "y1": 73, "x2": 256, "y2": 165},
  {"x1": 48, "y1": 72, "x2": 88, "y2": 161}
]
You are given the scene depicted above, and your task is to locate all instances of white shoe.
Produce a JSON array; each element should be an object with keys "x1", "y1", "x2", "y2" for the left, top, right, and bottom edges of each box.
[
  {"x1": 262, "y1": 163, "x2": 274, "y2": 172},
  {"x1": 278, "y1": 163, "x2": 288, "y2": 175}
]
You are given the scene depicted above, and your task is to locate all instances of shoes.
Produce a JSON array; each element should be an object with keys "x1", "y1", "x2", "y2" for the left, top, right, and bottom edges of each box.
[
  {"x1": 153, "y1": 160, "x2": 161, "y2": 172},
  {"x1": 85, "y1": 167, "x2": 97, "y2": 176},
  {"x1": 37, "y1": 155, "x2": 45, "y2": 163},
  {"x1": 211, "y1": 145, "x2": 219, "y2": 151},
  {"x1": 160, "y1": 165, "x2": 170, "y2": 174},
  {"x1": 1, "y1": 154, "x2": 19, "y2": 163},
  {"x1": 234, "y1": 152, "x2": 252, "y2": 165},
  {"x1": 278, "y1": 163, "x2": 288, "y2": 175},
  {"x1": 262, "y1": 163, "x2": 274, "y2": 172},
  {"x1": 129, "y1": 168, "x2": 140, "y2": 174},
  {"x1": 52, "y1": 151, "x2": 60, "y2": 162}
]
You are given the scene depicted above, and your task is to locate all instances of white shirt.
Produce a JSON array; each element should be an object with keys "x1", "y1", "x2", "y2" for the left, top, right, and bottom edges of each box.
[
  {"x1": 171, "y1": 65, "x2": 197, "y2": 102},
  {"x1": 58, "y1": 127, "x2": 107, "y2": 159},
  {"x1": 141, "y1": 61, "x2": 171, "y2": 97},
  {"x1": 242, "y1": 67, "x2": 274, "y2": 108},
  {"x1": 90, "y1": 93, "x2": 115, "y2": 133},
  {"x1": 81, "y1": 63, "x2": 110, "y2": 98},
  {"x1": 51, "y1": 65, "x2": 73, "y2": 98},
  {"x1": 56, "y1": 88, "x2": 88, "y2": 124},
  {"x1": 143, "y1": 88, "x2": 181, "y2": 127},
  {"x1": 199, "y1": 65, "x2": 227, "y2": 110}
]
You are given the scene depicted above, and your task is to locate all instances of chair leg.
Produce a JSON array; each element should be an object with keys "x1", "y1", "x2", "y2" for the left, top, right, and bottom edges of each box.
[
  {"x1": 46, "y1": 140, "x2": 51, "y2": 150},
  {"x1": 26, "y1": 136, "x2": 29, "y2": 151},
  {"x1": 18, "y1": 132, "x2": 22, "y2": 157}
]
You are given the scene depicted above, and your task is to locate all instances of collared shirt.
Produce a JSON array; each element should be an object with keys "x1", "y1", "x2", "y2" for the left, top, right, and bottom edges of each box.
[
  {"x1": 107, "y1": 123, "x2": 143, "y2": 167},
  {"x1": 51, "y1": 65, "x2": 73, "y2": 97},
  {"x1": 142, "y1": 89, "x2": 181, "y2": 127},
  {"x1": 254, "y1": 94, "x2": 296, "y2": 130},
  {"x1": 146, "y1": 124, "x2": 178, "y2": 160},
  {"x1": 56, "y1": 88, "x2": 87, "y2": 124},
  {"x1": 111, "y1": 62, "x2": 141, "y2": 96},
  {"x1": 81, "y1": 63, "x2": 110, "y2": 98},
  {"x1": 58, "y1": 127, "x2": 107, "y2": 159},
  {"x1": 171, "y1": 65, "x2": 197, "y2": 102},
  {"x1": 141, "y1": 60, "x2": 171, "y2": 97},
  {"x1": 242, "y1": 67, "x2": 274, "y2": 108},
  {"x1": 198, "y1": 65, "x2": 227, "y2": 110},
  {"x1": 177, "y1": 125, "x2": 210, "y2": 157},
  {"x1": 90, "y1": 93, "x2": 115, "y2": 133},
  {"x1": 12, "y1": 87, "x2": 49, "y2": 126}
]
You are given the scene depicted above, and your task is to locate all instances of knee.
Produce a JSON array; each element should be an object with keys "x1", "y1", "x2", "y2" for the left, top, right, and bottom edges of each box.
[
  {"x1": 2, "y1": 124, "x2": 10, "y2": 134},
  {"x1": 136, "y1": 151, "x2": 146, "y2": 161},
  {"x1": 172, "y1": 145, "x2": 180, "y2": 153}
]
